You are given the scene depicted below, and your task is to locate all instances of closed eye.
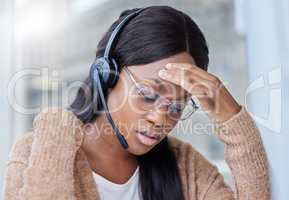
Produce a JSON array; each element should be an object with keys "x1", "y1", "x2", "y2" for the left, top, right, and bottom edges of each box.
[
  {"x1": 143, "y1": 93, "x2": 158, "y2": 103},
  {"x1": 137, "y1": 85, "x2": 159, "y2": 103}
]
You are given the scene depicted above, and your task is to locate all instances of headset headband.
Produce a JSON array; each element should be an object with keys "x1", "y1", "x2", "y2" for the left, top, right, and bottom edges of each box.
[{"x1": 104, "y1": 8, "x2": 146, "y2": 58}]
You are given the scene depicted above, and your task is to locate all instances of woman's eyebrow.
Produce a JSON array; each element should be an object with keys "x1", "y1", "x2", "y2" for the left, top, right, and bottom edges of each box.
[
  {"x1": 147, "y1": 78, "x2": 168, "y2": 92},
  {"x1": 148, "y1": 78, "x2": 162, "y2": 84},
  {"x1": 140, "y1": 78, "x2": 163, "y2": 87}
]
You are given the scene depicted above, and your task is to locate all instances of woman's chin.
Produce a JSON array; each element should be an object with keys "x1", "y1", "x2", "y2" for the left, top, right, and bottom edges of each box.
[
  {"x1": 127, "y1": 145, "x2": 152, "y2": 155},
  {"x1": 127, "y1": 140, "x2": 156, "y2": 156}
]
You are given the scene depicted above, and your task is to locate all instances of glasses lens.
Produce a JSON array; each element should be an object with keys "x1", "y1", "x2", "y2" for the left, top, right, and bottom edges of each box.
[
  {"x1": 166, "y1": 100, "x2": 187, "y2": 121},
  {"x1": 129, "y1": 83, "x2": 157, "y2": 113},
  {"x1": 180, "y1": 98, "x2": 199, "y2": 120}
]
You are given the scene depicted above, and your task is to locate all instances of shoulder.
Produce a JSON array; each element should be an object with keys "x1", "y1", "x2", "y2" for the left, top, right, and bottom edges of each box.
[
  {"x1": 7, "y1": 131, "x2": 34, "y2": 165},
  {"x1": 167, "y1": 136, "x2": 217, "y2": 172},
  {"x1": 167, "y1": 136, "x2": 200, "y2": 163},
  {"x1": 167, "y1": 136, "x2": 193, "y2": 156},
  {"x1": 32, "y1": 106, "x2": 83, "y2": 129},
  {"x1": 7, "y1": 106, "x2": 82, "y2": 165},
  {"x1": 167, "y1": 136, "x2": 204, "y2": 157}
]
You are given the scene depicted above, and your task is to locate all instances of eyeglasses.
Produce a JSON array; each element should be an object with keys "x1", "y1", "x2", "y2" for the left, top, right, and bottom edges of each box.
[{"x1": 124, "y1": 67, "x2": 199, "y2": 121}]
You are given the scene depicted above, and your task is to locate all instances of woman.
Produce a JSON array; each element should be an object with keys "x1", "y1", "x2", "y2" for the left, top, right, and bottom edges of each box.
[{"x1": 3, "y1": 6, "x2": 270, "y2": 200}]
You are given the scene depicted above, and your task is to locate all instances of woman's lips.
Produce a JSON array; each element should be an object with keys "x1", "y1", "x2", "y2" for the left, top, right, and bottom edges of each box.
[{"x1": 136, "y1": 130, "x2": 161, "y2": 146}]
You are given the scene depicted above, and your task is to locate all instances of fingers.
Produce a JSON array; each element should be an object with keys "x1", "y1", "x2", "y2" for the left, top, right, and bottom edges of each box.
[
  {"x1": 165, "y1": 63, "x2": 218, "y2": 82},
  {"x1": 158, "y1": 67, "x2": 204, "y2": 96},
  {"x1": 158, "y1": 63, "x2": 221, "y2": 96},
  {"x1": 158, "y1": 63, "x2": 226, "y2": 113}
]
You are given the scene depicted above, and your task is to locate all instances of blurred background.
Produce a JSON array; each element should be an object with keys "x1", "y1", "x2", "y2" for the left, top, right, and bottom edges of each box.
[{"x1": 1, "y1": 0, "x2": 288, "y2": 199}]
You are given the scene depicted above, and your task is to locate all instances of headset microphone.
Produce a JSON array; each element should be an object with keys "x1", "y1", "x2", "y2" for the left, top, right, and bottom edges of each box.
[{"x1": 89, "y1": 8, "x2": 146, "y2": 149}]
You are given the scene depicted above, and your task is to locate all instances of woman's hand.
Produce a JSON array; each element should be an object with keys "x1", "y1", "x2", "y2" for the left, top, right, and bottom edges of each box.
[{"x1": 158, "y1": 63, "x2": 241, "y2": 123}]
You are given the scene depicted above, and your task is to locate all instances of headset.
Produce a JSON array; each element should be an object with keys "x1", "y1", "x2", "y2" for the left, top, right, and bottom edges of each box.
[{"x1": 89, "y1": 8, "x2": 147, "y2": 149}]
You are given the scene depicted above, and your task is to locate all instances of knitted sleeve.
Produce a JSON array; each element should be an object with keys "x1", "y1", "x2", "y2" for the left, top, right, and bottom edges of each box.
[
  {"x1": 4, "y1": 107, "x2": 84, "y2": 200},
  {"x1": 3, "y1": 132, "x2": 33, "y2": 200},
  {"x1": 195, "y1": 105, "x2": 271, "y2": 200}
]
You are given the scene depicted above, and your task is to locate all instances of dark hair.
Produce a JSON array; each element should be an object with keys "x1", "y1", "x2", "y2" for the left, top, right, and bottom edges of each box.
[{"x1": 69, "y1": 5, "x2": 209, "y2": 200}]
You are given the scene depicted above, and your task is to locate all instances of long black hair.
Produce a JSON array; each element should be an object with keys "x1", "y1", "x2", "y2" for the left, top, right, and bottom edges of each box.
[{"x1": 69, "y1": 5, "x2": 209, "y2": 200}]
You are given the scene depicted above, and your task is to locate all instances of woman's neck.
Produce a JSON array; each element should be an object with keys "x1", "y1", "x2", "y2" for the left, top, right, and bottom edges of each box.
[{"x1": 80, "y1": 115, "x2": 139, "y2": 183}]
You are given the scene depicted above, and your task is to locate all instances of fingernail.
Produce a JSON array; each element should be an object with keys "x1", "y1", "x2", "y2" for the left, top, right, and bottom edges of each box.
[
  {"x1": 158, "y1": 69, "x2": 167, "y2": 77},
  {"x1": 165, "y1": 63, "x2": 173, "y2": 69}
]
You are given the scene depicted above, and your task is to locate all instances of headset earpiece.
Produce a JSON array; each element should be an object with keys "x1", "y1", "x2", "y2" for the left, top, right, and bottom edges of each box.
[{"x1": 90, "y1": 57, "x2": 119, "y2": 88}]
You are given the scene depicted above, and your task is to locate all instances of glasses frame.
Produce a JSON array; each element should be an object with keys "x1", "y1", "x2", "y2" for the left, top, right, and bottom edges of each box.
[{"x1": 123, "y1": 67, "x2": 199, "y2": 121}]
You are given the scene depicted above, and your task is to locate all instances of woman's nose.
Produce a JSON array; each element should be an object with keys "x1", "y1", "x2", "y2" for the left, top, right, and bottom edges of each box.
[{"x1": 145, "y1": 100, "x2": 168, "y2": 128}]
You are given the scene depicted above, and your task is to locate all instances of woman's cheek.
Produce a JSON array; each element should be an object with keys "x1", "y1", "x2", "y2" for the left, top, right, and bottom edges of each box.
[{"x1": 111, "y1": 97, "x2": 142, "y2": 135}]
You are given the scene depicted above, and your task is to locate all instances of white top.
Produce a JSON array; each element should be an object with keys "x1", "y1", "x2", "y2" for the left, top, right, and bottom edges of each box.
[{"x1": 92, "y1": 166, "x2": 142, "y2": 200}]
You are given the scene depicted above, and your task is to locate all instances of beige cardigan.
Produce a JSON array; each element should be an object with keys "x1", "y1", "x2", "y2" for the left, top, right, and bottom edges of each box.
[{"x1": 3, "y1": 105, "x2": 270, "y2": 200}]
